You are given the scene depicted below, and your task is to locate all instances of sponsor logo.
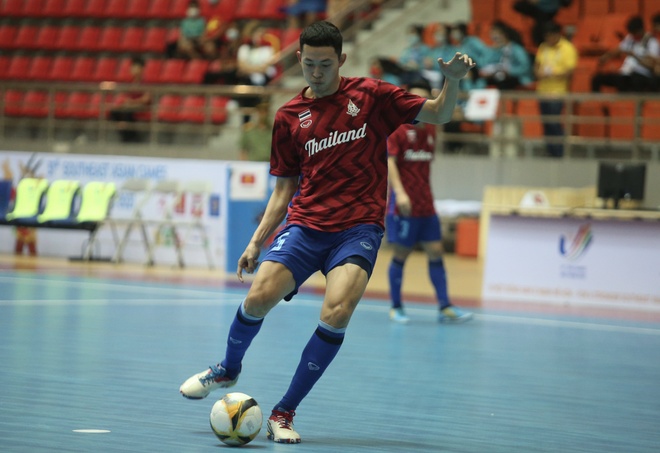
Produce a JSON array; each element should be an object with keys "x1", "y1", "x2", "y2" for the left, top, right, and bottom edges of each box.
[
  {"x1": 347, "y1": 99, "x2": 360, "y2": 117},
  {"x1": 403, "y1": 149, "x2": 433, "y2": 161},
  {"x1": 229, "y1": 337, "x2": 242, "y2": 345},
  {"x1": 559, "y1": 223, "x2": 593, "y2": 261},
  {"x1": 299, "y1": 109, "x2": 312, "y2": 128},
  {"x1": 305, "y1": 123, "x2": 368, "y2": 157},
  {"x1": 406, "y1": 129, "x2": 417, "y2": 143},
  {"x1": 307, "y1": 362, "x2": 320, "y2": 371},
  {"x1": 360, "y1": 241, "x2": 373, "y2": 250}
]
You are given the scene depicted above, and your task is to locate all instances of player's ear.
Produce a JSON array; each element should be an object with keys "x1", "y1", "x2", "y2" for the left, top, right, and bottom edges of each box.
[
  {"x1": 338, "y1": 53, "x2": 347, "y2": 67},
  {"x1": 296, "y1": 51, "x2": 302, "y2": 63}
]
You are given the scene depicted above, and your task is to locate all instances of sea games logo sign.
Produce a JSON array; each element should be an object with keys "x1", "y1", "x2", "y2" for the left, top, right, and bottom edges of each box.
[{"x1": 558, "y1": 223, "x2": 593, "y2": 279}]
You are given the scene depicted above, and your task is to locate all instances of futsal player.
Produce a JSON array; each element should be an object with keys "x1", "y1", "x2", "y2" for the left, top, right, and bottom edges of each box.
[
  {"x1": 386, "y1": 79, "x2": 473, "y2": 324},
  {"x1": 180, "y1": 21, "x2": 475, "y2": 444}
]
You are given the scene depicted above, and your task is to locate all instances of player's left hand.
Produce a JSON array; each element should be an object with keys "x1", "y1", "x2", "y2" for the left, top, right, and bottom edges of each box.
[{"x1": 438, "y1": 53, "x2": 476, "y2": 80}]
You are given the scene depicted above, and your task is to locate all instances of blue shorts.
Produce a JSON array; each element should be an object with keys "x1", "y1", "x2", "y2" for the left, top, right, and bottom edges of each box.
[
  {"x1": 262, "y1": 223, "x2": 383, "y2": 300},
  {"x1": 385, "y1": 214, "x2": 441, "y2": 248}
]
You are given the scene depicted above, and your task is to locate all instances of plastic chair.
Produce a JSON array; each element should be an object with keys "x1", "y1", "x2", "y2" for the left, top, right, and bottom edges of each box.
[
  {"x1": 642, "y1": 0, "x2": 660, "y2": 16},
  {"x1": 235, "y1": 0, "x2": 262, "y2": 20},
  {"x1": 70, "y1": 56, "x2": 96, "y2": 82},
  {"x1": 142, "y1": 59, "x2": 164, "y2": 83},
  {"x1": 612, "y1": 0, "x2": 640, "y2": 15},
  {"x1": 60, "y1": 92, "x2": 94, "y2": 119},
  {"x1": 42, "y1": 0, "x2": 67, "y2": 18},
  {"x1": 49, "y1": 56, "x2": 74, "y2": 82},
  {"x1": 98, "y1": 26, "x2": 124, "y2": 52},
  {"x1": 641, "y1": 101, "x2": 660, "y2": 141},
  {"x1": 21, "y1": 90, "x2": 50, "y2": 118},
  {"x1": 35, "y1": 25, "x2": 60, "y2": 51},
  {"x1": 125, "y1": 0, "x2": 151, "y2": 18},
  {"x1": 27, "y1": 56, "x2": 53, "y2": 82},
  {"x1": 210, "y1": 96, "x2": 230, "y2": 124},
  {"x1": 160, "y1": 59, "x2": 186, "y2": 84},
  {"x1": 77, "y1": 26, "x2": 101, "y2": 52},
  {"x1": 470, "y1": 0, "x2": 496, "y2": 23},
  {"x1": 142, "y1": 27, "x2": 167, "y2": 53},
  {"x1": 575, "y1": 101, "x2": 606, "y2": 138},
  {"x1": 179, "y1": 180, "x2": 214, "y2": 268},
  {"x1": 581, "y1": 0, "x2": 611, "y2": 16},
  {"x1": 0, "y1": 25, "x2": 18, "y2": 50},
  {"x1": 37, "y1": 180, "x2": 81, "y2": 223},
  {"x1": 517, "y1": 99, "x2": 543, "y2": 138},
  {"x1": 120, "y1": 26, "x2": 145, "y2": 53},
  {"x1": 22, "y1": 0, "x2": 45, "y2": 17},
  {"x1": 3, "y1": 90, "x2": 25, "y2": 116},
  {"x1": 62, "y1": 0, "x2": 87, "y2": 17},
  {"x1": 157, "y1": 95, "x2": 183, "y2": 122},
  {"x1": 148, "y1": 0, "x2": 175, "y2": 19},
  {"x1": 570, "y1": 57, "x2": 598, "y2": 92},
  {"x1": 261, "y1": 0, "x2": 287, "y2": 20},
  {"x1": 111, "y1": 178, "x2": 154, "y2": 265},
  {"x1": 91, "y1": 57, "x2": 118, "y2": 82},
  {"x1": 84, "y1": 0, "x2": 107, "y2": 18},
  {"x1": 0, "y1": 180, "x2": 13, "y2": 219},
  {"x1": 181, "y1": 59, "x2": 209, "y2": 84},
  {"x1": 14, "y1": 25, "x2": 39, "y2": 50},
  {"x1": 6, "y1": 55, "x2": 31, "y2": 80},
  {"x1": 607, "y1": 101, "x2": 636, "y2": 141},
  {"x1": 79, "y1": 182, "x2": 119, "y2": 260},
  {"x1": 179, "y1": 95, "x2": 206, "y2": 123},
  {"x1": 105, "y1": 0, "x2": 129, "y2": 18},
  {"x1": 0, "y1": 0, "x2": 24, "y2": 16},
  {"x1": 4, "y1": 178, "x2": 49, "y2": 222},
  {"x1": 0, "y1": 55, "x2": 10, "y2": 80}
]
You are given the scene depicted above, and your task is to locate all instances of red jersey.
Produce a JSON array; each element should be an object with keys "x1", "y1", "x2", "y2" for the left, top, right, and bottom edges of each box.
[
  {"x1": 387, "y1": 123, "x2": 437, "y2": 217},
  {"x1": 270, "y1": 77, "x2": 426, "y2": 231}
]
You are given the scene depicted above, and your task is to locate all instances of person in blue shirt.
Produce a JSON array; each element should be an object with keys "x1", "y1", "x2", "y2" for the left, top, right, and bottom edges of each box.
[{"x1": 480, "y1": 21, "x2": 533, "y2": 90}]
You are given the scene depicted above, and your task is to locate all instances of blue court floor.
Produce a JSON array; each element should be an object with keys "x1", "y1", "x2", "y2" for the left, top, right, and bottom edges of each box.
[{"x1": 1, "y1": 269, "x2": 660, "y2": 453}]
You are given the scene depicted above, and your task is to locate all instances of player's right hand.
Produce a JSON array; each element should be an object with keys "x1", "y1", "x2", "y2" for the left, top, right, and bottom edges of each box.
[{"x1": 237, "y1": 243, "x2": 261, "y2": 282}]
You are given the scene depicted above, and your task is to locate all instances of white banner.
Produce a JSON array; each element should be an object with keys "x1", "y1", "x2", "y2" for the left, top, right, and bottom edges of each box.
[
  {"x1": 483, "y1": 214, "x2": 660, "y2": 309},
  {"x1": 1, "y1": 151, "x2": 228, "y2": 268}
]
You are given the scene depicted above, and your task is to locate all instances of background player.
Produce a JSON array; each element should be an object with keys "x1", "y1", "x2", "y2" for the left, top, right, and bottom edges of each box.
[
  {"x1": 180, "y1": 20, "x2": 474, "y2": 444},
  {"x1": 386, "y1": 79, "x2": 473, "y2": 324}
]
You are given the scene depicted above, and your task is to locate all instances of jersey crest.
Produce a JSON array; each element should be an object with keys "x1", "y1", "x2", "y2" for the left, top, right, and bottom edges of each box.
[{"x1": 346, "y1": 99, "x2": 360, "y2": 117}]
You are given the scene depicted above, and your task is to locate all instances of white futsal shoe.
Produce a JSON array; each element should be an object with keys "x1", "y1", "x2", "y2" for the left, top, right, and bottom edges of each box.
[
  {"x1": 267, "y1": 409, "x2": 301, "y2": 443},
  {"x1": 179, "y1": 364, "x2": 239, "y2": 400}
]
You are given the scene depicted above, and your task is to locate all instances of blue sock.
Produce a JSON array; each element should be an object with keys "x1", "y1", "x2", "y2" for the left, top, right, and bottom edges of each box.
[
  {"x1": 388, "y1": 258, "x2": 405, "y2": 309},
  {"x1": 429, "y1": 258, "x2": 451, "y2": 309},
  {"x1": 220, "y1": 301, "x2": 263, "y2": 377},
  {"x1": 275, "y1": 321, "x2": 345, "y2": 412}
]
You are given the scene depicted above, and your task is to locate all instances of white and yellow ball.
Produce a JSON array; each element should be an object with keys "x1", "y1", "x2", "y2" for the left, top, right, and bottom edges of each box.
[{"x1": 209, "y1": 392, "x2": 263, "y2": 446}]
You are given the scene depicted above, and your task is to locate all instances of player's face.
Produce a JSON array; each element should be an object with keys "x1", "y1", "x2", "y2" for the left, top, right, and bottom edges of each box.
[{"x1": 297, "y1": 45, "x2": 346, "y2": 98}]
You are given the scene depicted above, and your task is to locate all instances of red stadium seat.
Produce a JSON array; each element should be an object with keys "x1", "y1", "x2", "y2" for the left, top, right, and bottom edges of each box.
[
  {"x1": 21, "y1": 90, "x2": 49, "y2": 118},
  {"x1": 157, "y1": 95, "x2": 183, "y2": 122},
  {"x1": 208, "y1": 0, "x2": 238, "y2": 22},
  {"x1": 179, "y1": 95, "x2": 206, "y2": 123},
  {"x1": 142, "y1": 59, "x2": 164, "y2": 83},
  {"x1": 148, "y1": 0, "x2": 175, "y2": 19},
  {"x1": 261, "y1": 0, "x2": 287, "y2": 20},
  {"x1": 142, "y1": 27, "x2": 167, "y2": 53},
  {"x1": 106, "y1": 0, "x2": 129, "y2": 18},
  {"x1": 77, "y1": 26, "x2": 101, "y2": 52},
  {"x1": 181, "y1": 59, "x2": 209, "y2": 84},
  {"x1": 49, "y1": 56, "x2": 74, "y2": 82},
  {"x1": 126, "y1": 0, "x2": 151, "y2": 18},
  {"x1": 60, "y1": 92, "x2": 97, "y2": 119},
  {"x1": 0, "y1": 55, "x2": 9, "y2": 80},
  {"x1": 21, "y1": 0, "x2": 45, "y2": 17},
  {"x1": 35, "y1": 25, "x2": 60, "y2": 52},
  {"x1": 210, "y1": 96, "x2": 229, "y2": 124},
  {"x1": 0, "y1": 0, "x2": 24, "y2": 17},
  {"x1": 70, "y1": 57, "x2": 96, "y2": 82},
  {"x1": 53, "y1": 25, "x2": 80, "y2": 52},
  {"x1": 84, "y1": 0, "x2": 107, "y2": 18},
  {"x1": 98, "y1": 26, "x2": 124, "y2": 53},
  {"x1": 281, "y1": 27, "x2": 301, "y2": 50},
  {"x1": 27, "y1": 56, "x2": 53, "y2": 81},
  {"x1": 4, "y1": 90, "x2": 25, "y2": 116},
  {"x1": 235, "y1": 0, "x2": 261, "y2": 20},
  {"x1": 6, "y1": 56, "x2": 31, "y2": 80},
  {"x1": 14, "y1": 25, "x2": 39, "y2": 50},
  {"x1": 115, "y1": 57, "x2": 134, "y2": 82},
  {"x1": 0, "y1": 25, "x2": 18, "y2": 50},
  {"x1": 160, "y1": 59, "x2": 186, "y2": 84},
  {"x1": 42, "y1": 0, "x2": 67, "y2": 18},
  {"x1": 91, "y1": 57, "x2": 119, "y2": 82},
  {"x1": 62, "y1": 0, "x2": 87, "y2": 17},
  {"x1": 120, "y1": 27, "x2": 146, "y2": 53}
]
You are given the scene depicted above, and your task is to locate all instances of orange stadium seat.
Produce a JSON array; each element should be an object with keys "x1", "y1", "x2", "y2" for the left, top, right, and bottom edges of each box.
[
  {"x1": 70, "y1": 56, "x2": 96, "y2": 82},
  {"x1": 575, "y1": 101, "x2": 606, "y2": 138},
  {"x1": 607, "y1": 101, "x2": 636, "y2": 140},
  {"x1": 0, "y1": 25, "x2": 18, "y2": 50},
  {"x1": 641, "y1": 101, "x2": 660, "y2": 140},
  {"x1": 581, "y1": 0, "x2": 611, "y2": 16},
  {"x1": 62, "y1": 0, "x2": 87, "y2": 17},
  {"x1": 600, "y1": 14, "x2": 629, "y2": 49},
  {"x1": 49, "y1": 55, "x2": 74, "y2": 82},
  {"x1": 612, "y1": 0, "x2": 640, "y2": 15},
  {"x1": 554, "y1": 0, "x2": 579, "y2": 26},
  {"x1": 517, "y1": 99, "x2": 543, "y2": 138},
  {"x1": 157, "y1": 95, "x2": 183, "y2": 122},
  {"x1": 14, "y1": 25, "x2": 39, "y2": 50},
  {"x1": 142, "y1": 27, "x2": 168, "y2": 53},
  {"x1": 42, "y1": 0, "x2": 67, "y2": 18},
  {"x1": 6, "y1": 56, "x2": 31, "y2": 80},
  {"x1": 91, "y1": 57, "x2": 119, "y2": 82},
  {"x1": 120, "y1": 26, "x2": 146, "y2": 53},
  {"x1": 641, "y1": 0, "x2": 660, "y2": 16},
  {"x1": 570, "y1": 57, "x2": 598, "y2": 92},
  {"x1": 572, "y1": 16, "x2": 606, "y2": 54},
  {"x1": 77, "y1": 26, "x2": 100, "y2": 52},
  {"x1": 181, "y1": 59, "x2": 209, "y2": 84},
  {"x1": 35, "y1": 25, "x2": 60, "y2": 51},
  {"x1": 470, "y1": 0, "x2": 496, "y2": 23},
  {"x1": 160, "y1": 59, "x2": 186, "y2": 84}
]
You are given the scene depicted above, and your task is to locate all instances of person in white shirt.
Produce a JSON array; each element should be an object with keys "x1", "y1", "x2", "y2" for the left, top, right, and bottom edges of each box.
[{"x1": 591, "y1": 16, "x2": 659, "y2": 93}]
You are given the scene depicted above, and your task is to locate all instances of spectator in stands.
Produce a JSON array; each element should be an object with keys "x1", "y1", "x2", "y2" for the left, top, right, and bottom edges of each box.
[
  {"x1": 203, "y1": 22, "x2": 243, "y2": 84},
  {"x1": 449, "y1": 23, "x2": 489, "y2": 66},
  {"x1": 425, "y1": 23, "x2": 455, "y2": 88},
  {"x1": 534, "y1": 21, "x2": 577, "y2": 157},
  {"x1": 591, "y1": 16, "x2": 659, "y2": 93},
  {"x1": 109, "y1": 58, "x2": 151, "y2": 143},
  {"x1": 480, "y1": 21, "x2": 533, "y2": 90},
  {"x1": 649, "y1": 14, "x2": 660, "y2": 90},
  {"x1": 283, "y1": 0, "x2": 327, "y2": 29},
  {"x1": 399, "y1": 24, "x2": 434, "y2": 76},
  {"x1": 513, "y1": 0, "x2": 566, "y2": 46},
  {"x1": 239, "y1": 101, "x2": 273, "y2": 162},
  {"x1": 176, "y1": 0, "x2": 208, "y2": 59}
]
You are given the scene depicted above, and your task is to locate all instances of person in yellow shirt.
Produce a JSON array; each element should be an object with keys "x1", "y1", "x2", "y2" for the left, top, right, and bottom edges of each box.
[{"x1": 535, "y1": 21, "x2": 578, "y2": 157}]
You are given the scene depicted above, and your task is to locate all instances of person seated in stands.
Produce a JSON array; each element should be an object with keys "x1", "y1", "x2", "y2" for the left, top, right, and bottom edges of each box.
[
  {"x1": 399, "y1": 24, "x2": 435, "y2": 78},
  {"x1": 203, "y1": 22, "x2": 242, "y2": 85},
  {"x1": 283, "y1": 0, "x2": 327, "y2": 29},
  {"x1": 535, "y1": 21, "x2": 578, "y2": 158},
  {"x1": 449, "y1": 23, "x2": 489, "y2": 65},
  {"x1": 176, "y1": 0, "x2": 207, "y2": 59},
  {"x1": 109, "y1": 58, "x2": 151, "y2": 143},
  {"x1": 652, "y1": 14, "x2": 660, "y2": 89},
  {"x1": 480, "y1": 21, "x2": 533, "y2": 90},
  {"x1": 591, "y1": 16, "x2": 659, "y2": 93},
  {"x1": 513, "y1": 0, "x2": 566, "y2": 46}
]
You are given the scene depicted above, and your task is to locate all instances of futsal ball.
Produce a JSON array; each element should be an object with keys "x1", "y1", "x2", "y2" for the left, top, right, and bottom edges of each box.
[{"x1": 210, "y1": 392, "x2": 263, "y2": 446}]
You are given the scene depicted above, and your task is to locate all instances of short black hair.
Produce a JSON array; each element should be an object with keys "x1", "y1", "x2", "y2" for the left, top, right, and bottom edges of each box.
[
  {"x1": 543, "y1": 21, "x2": 562, "y2": 36},
  {"x1": 407, "y1": 79, "x2": 432, "y2": 94},
  {"x1": 627, "y1": 16, "x2": 644, "y2": 34},
  {"x1": 299, "y1": 21, "x2": 342, "y2": 58},
  {"x1": 653, "y1": 13, "x2": 660, "y2": 25},
  {"x1": 131, "y1": 57, "x2": 145, "y2": 67}
]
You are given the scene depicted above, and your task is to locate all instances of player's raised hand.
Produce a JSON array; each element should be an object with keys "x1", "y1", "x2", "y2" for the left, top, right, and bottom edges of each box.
[
  {"x1": 237, "y1": 243, "x2": 262, "y2": 282},
  {"x1": 438, "y1": 53, "x2": 476, "y2": 80}
]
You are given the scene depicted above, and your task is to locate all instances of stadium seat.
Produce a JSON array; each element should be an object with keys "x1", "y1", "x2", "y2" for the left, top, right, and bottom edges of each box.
[
  {"x1": 76, "y1": 26, "x2": 100, "y2": 52},
  {"x1": 554, "y1": 0, "x2": 580, "y2": 26},
  {"x1": 4, "y1": 178, "x2": 49, "y2": 221},
  {"x1": 49, "y1": 56, "x2": 74, "y2": 82},
  {"x1": 179, "y1": 95, "x2": 206, "y2": 123},
  {"x1": 261, "y1": 0, "x2": 287, "y2": 20},
  {"x1": 581, "y1": 0, "x2": 611, "y2": 16},
  {"x1": 641, "y1": 101, "x2": 660, "y2": 141},
  {"x1": 235, "y1": 0, "x2": 262, "y2": 20},
  {"x1": 22, "y1": 0, "x2": 45, "y2": 18},
  {"x1": 607, "y1": 101, "x2": 636, "y2": 140},
  {"x1": 89, "y1": 92, "x2": 115, "y2": 119},
  {"x1": 281, "y1": 27, "x2": 301, "y2": 50},
  {"x1": 60, "y1": 92, "x2": 94, "y2": 119},
  {"x1": 0, "y1": 25, "x2": 18, "y2": 50},
  {"x1": 516, "y1": 99, "x2": 543, "y2": 138},
  {"x1": 91, "y1": 57, "x2": 118, "y2": 82},
  {"x1": 62, "y1": 0, "x2": 87, "y2": 17},
  {"x1": 149, "y1": 0, "x2": 177, "y2": 19},
  {"x1": 181, "y1": 59, "x2": 209, "y2": 84},
  {"x1": 21, "y1": 90, "x2": 50, "y2": 118},
  {"x1": 37, "y1": 180, "x2": 81, "y2": 224},
  {"x1": 160, "y1": 59, "x2": 186, "y2": 84},
  {"x1": 27, "y1": 56, "x2": 53, "y2": 81},
  {"x1": 98, "y1": 26, "x2": 124, "y2": 53},
  {"x1": 574, "y1": 101, "x2": 606, "y2": 138},
  {"x1": 115, "y1": 57, "x2": 134, "y2": 82},
  {"x1": 53, "y1": 91, "x2": 71, "y2": 119},
  {"x1": 76, "y1": 182, "x2": 117, "y2": 224},
  {"x1": 642, "y1": 0, "x2": 660, "y2": 16},
  {"x1": 143, "y1": 59, "x2": 164, "y2": 83},
  {"x1": 105, "y1": 0, "x2": 129, "y2": 18},
  {"x1": 70, "y1": 56, "x2": 96, "y2": 82},
  {"x1": 612, "y1": 0, "x2": 640, "y2": 15},
  {"x1": 570, "y1": 57, "x2": 598, "y2": 92},
  {"x1": 470, "y1": 0, "x2": 496, "y2": 23},
  {"x1": 0, "y1": 0, "x2": 24, "y2": 17},
  {"x1": 56, "y1": 25, "x2": 82, "y2": 51},
  {"x1": 600, "y1": 15, "x2": 629, "y2": 49},
  {"x1": 142, "y1": 27, "x2": 167, "y2": 53},
  {"x1": 120, "y1": 26, "x2": 146, "y2": 53},
  {"x1": 84, "y1": 0, "x2": 107, "y2": 18},
  {"x1": 35, "y1": 25, "x2": 60, "y2": 51},
  {"x1": 210, "y1": 96, "x2": 229, "y2": 124},
  {"x1": 0, "y1": 55, "x2": 9, "y2": 80},
  {"x1": 6, "y1": 56, "x2": 31, "y2": 80},
  {"x1": 42, "y1": 0, "x2": 67, "y2": 18},
  {"x1": 14, "y1": 25, "x2": 39, "y2": 50},
  {"x1": 572, "y1": 16, "x2": 605, "y2": 54},
  {"x1": 157, "y1": 95, "x2": 183, "y2": 122},
  {"x1": 3, "y1": 90, "x2": 25, "y2": 116},
  {"x1": 208, "y1": 0, "x2": 238, "y2": 22},
  {"x1": 126, "y1": 0, "x2": 151, "y2": 18}
]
